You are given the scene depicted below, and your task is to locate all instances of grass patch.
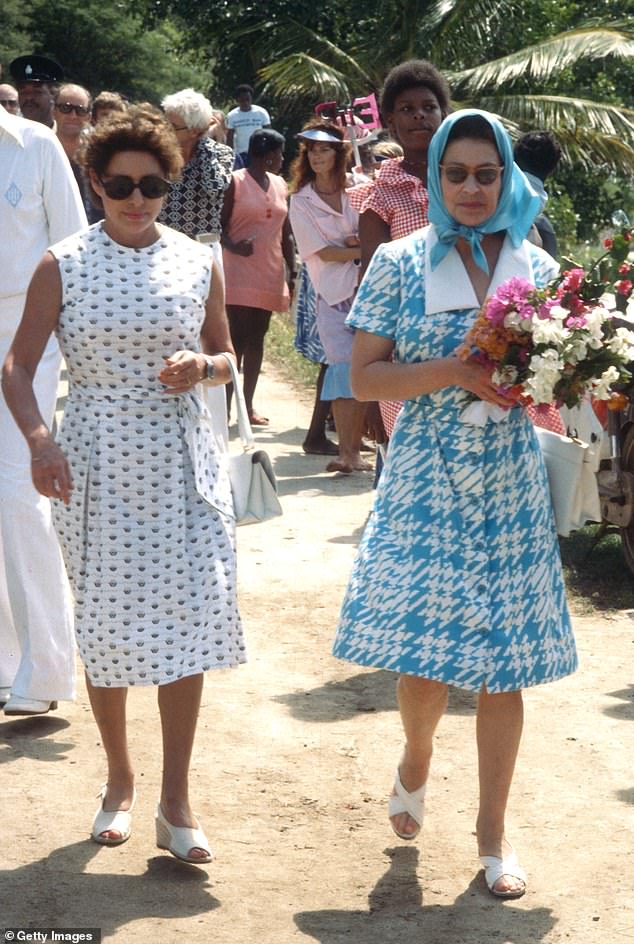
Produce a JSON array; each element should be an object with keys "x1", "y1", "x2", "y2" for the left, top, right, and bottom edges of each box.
[
  {"x1": 560, "y1": 525, "x2": 634, "y2": 614},
  {"x1": 267, "y1": 310, "x2": 319, "y2": 391}
]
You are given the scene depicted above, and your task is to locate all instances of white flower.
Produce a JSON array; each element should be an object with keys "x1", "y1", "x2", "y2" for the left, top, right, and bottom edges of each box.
[
  {"x1": 592, "y1": 365, "x2": 621, "y2": 399},
  {"x1": 599, "y1": 292, "x2": 617, "y2": 310},
  {"x1": 531, "y1": 319, "x2": 570, "y2": 346},
  {"x1": 547, "y1": 304, "x2": 569, "y2": 321},
  {"x1": 584, "y1": 307, "x2": 611, "y2": 337},
  {"x1": 607, "y1": 326, "x2": 634, "y2": 360},
  {"x1": 525, "y1": 350, "x2": 564, "y2": 404},
  {"x1": 562, "y1": 337, "x2": 588, "y2": 364}
]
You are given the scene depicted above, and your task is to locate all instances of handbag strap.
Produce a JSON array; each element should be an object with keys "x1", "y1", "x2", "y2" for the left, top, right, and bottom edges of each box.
[{"x1": 219, "y1": 352, "x2": 255, "y2": 451}]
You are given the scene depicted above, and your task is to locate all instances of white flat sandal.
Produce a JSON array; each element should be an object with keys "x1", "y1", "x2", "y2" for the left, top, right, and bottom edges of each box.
[
  {"x1": 479, "y1": 850, "x2": 527, "y2": 899},
  {"x1": 91, "y1": 785, "x2": 136, "y2": 846},
  {"x1": 388, "y1": 768, "x2": 426, "y2": 840},
  {"x1": 155, "y1": 805, "x2": 213, "y2": 864}
]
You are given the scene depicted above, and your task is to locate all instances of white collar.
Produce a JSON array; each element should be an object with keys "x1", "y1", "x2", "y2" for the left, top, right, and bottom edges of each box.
[
  {"x1": 424, "y1": 225, "x2": 534, "y2": 315},
  {"x1": 0, "y1": 106, "x2": 25, "y2": 147}
]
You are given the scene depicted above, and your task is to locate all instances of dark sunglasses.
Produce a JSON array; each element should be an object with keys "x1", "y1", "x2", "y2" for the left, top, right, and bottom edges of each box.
[
  {"x1": 56, "y1": 102, "x2": 91, "y2": 116},
  {"x1": 440, "y1": 164, "x2": 504, "y2": 186},
  {"x1": 98, "y1": 174, "x2": 172, "y2": 200}
]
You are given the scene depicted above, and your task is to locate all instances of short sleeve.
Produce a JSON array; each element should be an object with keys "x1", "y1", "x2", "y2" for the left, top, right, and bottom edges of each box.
[
  {"x1": 362, "y1": 181, "x2": 391, "y2": 224},
  {"x1": 225, "y1": 110, "x2": 236, "y2": 129},
  {"x1": 289, "y1": 195, "x2": 328, "y2": 259},
  {"x1": 346, "y1": 243, "x2": 402, "y2": 340},
  {"x1": 529, "y1": 244, "x2": 560, "y2": 288}
]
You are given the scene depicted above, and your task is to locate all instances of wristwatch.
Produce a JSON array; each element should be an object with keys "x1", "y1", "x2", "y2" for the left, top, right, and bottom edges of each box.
[{"x1": 205, "y1": 357, "x2": 216, "y2": 381}]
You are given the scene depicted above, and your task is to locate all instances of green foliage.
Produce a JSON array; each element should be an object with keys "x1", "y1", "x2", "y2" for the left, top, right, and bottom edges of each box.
[
  {"x1": 546, "y1": 185, "x2": 579, "y2": 257},
  {"x1": 1, "y1": 0, "x2": 209, "y2": 102}
]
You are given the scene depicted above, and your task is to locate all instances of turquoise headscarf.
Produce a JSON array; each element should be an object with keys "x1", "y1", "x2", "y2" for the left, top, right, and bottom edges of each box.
[{"x1": 427, "y1": 109, "x2": 541, "y2": 274}]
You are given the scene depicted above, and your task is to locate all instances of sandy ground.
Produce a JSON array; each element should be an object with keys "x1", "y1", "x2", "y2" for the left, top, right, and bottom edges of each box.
[{"x1": 2, "y1": 361, "x2": 634, "y2": 944}]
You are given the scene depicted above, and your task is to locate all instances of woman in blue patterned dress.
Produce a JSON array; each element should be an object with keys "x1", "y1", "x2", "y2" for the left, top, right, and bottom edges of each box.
[{"x1": 332, "y1": 110, "x2": 577, "y2": 898}]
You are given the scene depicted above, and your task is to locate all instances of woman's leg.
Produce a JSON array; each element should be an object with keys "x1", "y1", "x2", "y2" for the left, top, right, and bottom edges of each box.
[
  {"x1": 157, "y1": 672, "x2": 208, "y2": 857},
  {"x1": 302, "y1": 363, "x2": 337, "y2": 454},
  {"x1": 226, "y1": 306, "x2": 271, "y2": 423},
  {"x1": 327, "y1": 397, "x2": 373, "y2": 473},
  {"x1": 85, "y1": 675, "x2": 135, "y2": 840},
  {"x1": 476, "y1": 686, "x2": 524, "y2": 893},
  {"x1": 241, "y1": 308, "x2": 272, "y2": 423},
  {"x1": 390, "y1": 675, "x2": 449, "y2": 837},
  {"x1": 226, "y1": 305, "x2": 248, "y2": 417}
]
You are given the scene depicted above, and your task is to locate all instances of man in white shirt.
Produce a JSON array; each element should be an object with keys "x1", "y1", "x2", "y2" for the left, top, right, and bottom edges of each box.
[
  {"x1": 0, "y1": 103, "x2": 86, "y2": 715},
  {"x1": 225, "y1": 84, "x2": 271, "y2": 161}
]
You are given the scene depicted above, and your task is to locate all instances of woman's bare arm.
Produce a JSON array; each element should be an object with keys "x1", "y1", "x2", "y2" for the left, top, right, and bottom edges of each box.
[{"x1": 350, "y1": 330, "x2": 515, "y2": 406}]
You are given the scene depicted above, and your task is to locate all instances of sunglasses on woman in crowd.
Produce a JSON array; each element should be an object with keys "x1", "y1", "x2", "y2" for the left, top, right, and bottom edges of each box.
[
  {"x1": 440, "y1": 165, "x2": 504, "y2": 185},
  {"x1": 97, "y1": 175, "x2": 172, "y2": 200}
]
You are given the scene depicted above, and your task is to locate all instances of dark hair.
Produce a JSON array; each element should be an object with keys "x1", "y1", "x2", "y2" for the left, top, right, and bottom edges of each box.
[
  {"x1": 79, "y1": 105, "x2": 183, "y2": 209},
  {"x1": 248, "y1": 128, "x2": 285, "y2": 158},
  {"x1": 380, "y1": 59, "x2": 451, "y2": 118},
  {"x1": 235, "y1": 84, "x2": 253, "y2": 97},
  {"x1": 288, "y1": 119, "x2": 350, "y2": 193},
  {"x1": 514, "y1": 130, "x2": 562, "y2": 181},
  {"x1": 444, "y1": 114, "x2": 500, "y2": 156}
]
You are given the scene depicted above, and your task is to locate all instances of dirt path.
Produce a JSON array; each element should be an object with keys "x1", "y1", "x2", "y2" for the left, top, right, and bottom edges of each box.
[{"x1": 2, "y1": 362, "x2": 634, "y2": 944}]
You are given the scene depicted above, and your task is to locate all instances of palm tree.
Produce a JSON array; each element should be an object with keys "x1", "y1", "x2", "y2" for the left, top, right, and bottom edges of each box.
[{"x1": 253, "y1": 0, "x2": 634, "y2": 173}]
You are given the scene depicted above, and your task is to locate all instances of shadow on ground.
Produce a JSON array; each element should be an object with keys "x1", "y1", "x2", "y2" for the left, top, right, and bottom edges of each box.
[
  {"x1": 272, "y1": 672, "x2": 477, "y2": 723},
  {"x1": 0, "y1": 715, "x2": 73, "y2": 765},
  {"x1": 295, "y1": 845, "x2": 556, "y2": 944},
  {"x1": 1, "y1": 840, "x2": 219, "y2": 935}
]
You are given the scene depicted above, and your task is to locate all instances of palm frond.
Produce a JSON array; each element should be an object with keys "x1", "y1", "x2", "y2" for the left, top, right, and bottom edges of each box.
[
  {"x1": 259, "y1": 55, "x2": 358, "y2": 103},
  {"x1": 474, "y1": 94, "x2": 634, "y2": 173},
  {"x1": 448, "y1": 26, "x2": 634, "y2": 94},
  {"x1": 423, "y1": 0, "x2": 515, "y2": 59},
  {"x1": 238, "y1": 18, "x2": 373, "y2": 91}
]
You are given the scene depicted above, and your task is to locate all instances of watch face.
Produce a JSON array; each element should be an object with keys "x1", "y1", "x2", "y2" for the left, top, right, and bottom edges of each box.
[{"x1": 206, "y1": 358, "x2": 216, "y2": 380}]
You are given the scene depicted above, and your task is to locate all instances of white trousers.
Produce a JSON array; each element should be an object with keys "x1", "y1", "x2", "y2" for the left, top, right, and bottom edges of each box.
[{"x1": 0, "y1": 296, "x2": 75, "y2": 700}]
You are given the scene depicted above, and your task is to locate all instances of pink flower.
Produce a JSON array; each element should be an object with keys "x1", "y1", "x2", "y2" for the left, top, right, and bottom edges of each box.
[
  {"x1": 619, "y1": 263, "x2": 631, "y2": 275},
  {"x1": 560, "y1": 268, "x2": 585, "y2": 292},
  {"x1": 616, "y1": 279, "x2": 633, "y2": 296},
  {"x1": 604, "y1": 238, "x2": 614, "y2": 248}
]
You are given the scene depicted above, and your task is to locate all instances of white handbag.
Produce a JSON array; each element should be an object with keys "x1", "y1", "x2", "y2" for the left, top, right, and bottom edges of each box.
[
  {"x1": 535, "y1": 427, "x2": 601, "y2": 537},
  {"x1": 221, "y1": 354, "x2": 283, "y2": 526}
]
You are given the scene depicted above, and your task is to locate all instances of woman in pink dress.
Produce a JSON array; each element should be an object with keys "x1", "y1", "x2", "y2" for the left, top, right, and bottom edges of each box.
[{"x1": 221, "y1": 129, "x2": 295, "y2": 425}]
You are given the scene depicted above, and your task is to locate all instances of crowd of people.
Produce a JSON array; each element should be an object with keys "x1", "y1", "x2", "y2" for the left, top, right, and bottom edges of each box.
[{"x1": 1, "y1": 50, "x2": 581, "y2": 894}]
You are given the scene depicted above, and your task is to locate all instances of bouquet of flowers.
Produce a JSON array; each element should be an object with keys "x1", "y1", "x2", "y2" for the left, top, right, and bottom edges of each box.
[{"x1": 457, "y1": 218, "x2": 634, "y2": 422}]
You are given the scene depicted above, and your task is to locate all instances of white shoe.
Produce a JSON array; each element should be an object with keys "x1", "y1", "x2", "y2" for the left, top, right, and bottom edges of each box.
[
  {"x1": 91, "y1": 785, "x2": 136, "y2": 845},
  {"x1": 388, "y1": 767, "x2": 426, "y2": 840},
  {"x1": 155, "y1": 805, "x2": 213, "y2": 864},
  {"x1": 4, "y1": 695, "x2": 58, "y2": 716},
  {"x1": 479, "y1": 849, "x2": 527, "y2": 899}
]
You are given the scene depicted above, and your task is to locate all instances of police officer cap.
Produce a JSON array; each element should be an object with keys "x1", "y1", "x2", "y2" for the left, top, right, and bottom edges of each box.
[{"x1": 9, "y1": 55, "x2": 64, "y2": 84}]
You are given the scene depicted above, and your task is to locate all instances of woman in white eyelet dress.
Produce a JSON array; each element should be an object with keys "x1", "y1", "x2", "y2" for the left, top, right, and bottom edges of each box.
[{"x1": 3, "y1": 106, "x2": 243, "y2": 864}]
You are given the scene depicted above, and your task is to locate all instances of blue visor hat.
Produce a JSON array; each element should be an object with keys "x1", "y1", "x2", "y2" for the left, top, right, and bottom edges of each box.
[{"x1": 296, "y1": 128, "x2": 342, "y2": 143}]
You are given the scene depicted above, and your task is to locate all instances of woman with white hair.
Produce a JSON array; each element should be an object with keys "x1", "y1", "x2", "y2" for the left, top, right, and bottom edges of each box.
[
  {"x1": 159, "y1": 88, "x2": 234, "y2": 242},
  {"x1": 160, "y1": 89, "x2": 236, "y2": 449}
]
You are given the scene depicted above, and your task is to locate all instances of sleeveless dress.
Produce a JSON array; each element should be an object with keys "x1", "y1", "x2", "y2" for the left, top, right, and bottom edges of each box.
[
  {"x1": 222, "y1": 169, "x2": 290, "y2": 312},
  {"x1": 49, "y1": 223, "x2": 246, "y2": 687},
  {"x1": 332, "y1": 228, "x2": 578, "y2": 693}
]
